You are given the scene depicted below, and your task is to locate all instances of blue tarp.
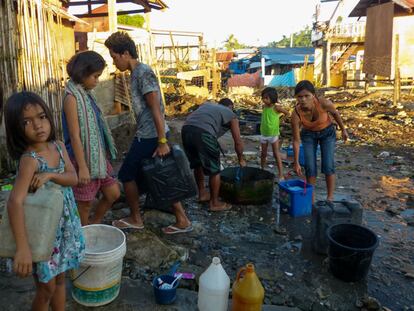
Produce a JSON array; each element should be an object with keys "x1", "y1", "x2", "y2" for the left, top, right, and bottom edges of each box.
[
  {"x1": 267, "y1": 70, "x2": 296, "y2": 87},
  {"x1": 230, "y1": 47, "x2": 315, "y2": 74},
  {"x1": 229, "y1": 60, "x2": 250, "y2": 74},
  {"x1": 248, "y1": 61, "x2": 272, "y2": 70},
  {"x1": 264, "y1": 54, "x2": 315, "y2": 64},
  {"x1": 260, "y1": 47, "x2": 315, "y2": 65},
  {"x1": 260, "y1": 48, "x2": 315, "y2": 65},
  {"x1": 247, "y1": 47, "x2": 314, "y2": 69}
]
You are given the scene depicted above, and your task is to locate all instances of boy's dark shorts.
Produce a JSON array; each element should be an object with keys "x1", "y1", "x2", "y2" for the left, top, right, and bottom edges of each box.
[
  {"x1": 118, "y1": 136, "x2": 158, "y2": 186},
  {"x1": 181, "y1": 125, "x2": 220, "y2": 176}
]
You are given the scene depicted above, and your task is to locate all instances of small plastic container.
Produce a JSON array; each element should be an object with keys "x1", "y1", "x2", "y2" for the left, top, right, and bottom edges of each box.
[
  {"x1": 152, "y1": 274, "x2": 179, "y2": 305},
  {"x1": 231, "y1": 263, "x2": 264, "y2": 311},
  {"x1": 278, "y1": 179, "x2": 313, "y2": 217},
  {"x1": 284, "y1": 144, "x2": 321, "y2": 166},
  {"x1": 283, "y1": 145, "x2": 305, "y2": 166}
]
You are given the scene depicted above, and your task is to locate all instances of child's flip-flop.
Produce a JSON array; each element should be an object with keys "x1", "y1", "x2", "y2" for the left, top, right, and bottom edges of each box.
[
  {"x1": 162, "y1": 225, "x2": 193, "y2": 235},
  {"x1": 112, "y1": 219, "x2": 144, "y2": 230}
]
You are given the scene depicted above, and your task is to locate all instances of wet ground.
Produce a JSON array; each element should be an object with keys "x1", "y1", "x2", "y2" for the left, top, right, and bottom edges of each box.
[
  {"x1": 158, "y1": 132, "x2": 413, "y2": 311},
  {"x1": 1, "y1": 115, "x2": 413, "y2": 310}
]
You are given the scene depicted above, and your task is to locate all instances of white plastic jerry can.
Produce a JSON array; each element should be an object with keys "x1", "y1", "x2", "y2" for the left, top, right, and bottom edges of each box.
[{"x1": 198, "y1": 257, "x2": 230, "y2": 311}]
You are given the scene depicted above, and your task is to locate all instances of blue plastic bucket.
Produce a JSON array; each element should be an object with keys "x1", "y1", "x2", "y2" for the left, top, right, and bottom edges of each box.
[
  {"x1": 152, "y1": 274, "x2": 179, "y2": 304},
  {"x1": 278, "y1": 179, "x2": 313, "y2": 217}
]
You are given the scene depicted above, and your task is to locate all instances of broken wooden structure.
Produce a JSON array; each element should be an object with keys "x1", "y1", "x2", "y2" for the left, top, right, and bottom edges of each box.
[
  {"x1": 0, "y1": 0, "x2": 87, "y2": 171},
  {"x1": 350, "y1": 0, "x2": 414, "y2": 103},
  {"x1": 312, "y1": 1, "x2": 366, "y2": 87}
]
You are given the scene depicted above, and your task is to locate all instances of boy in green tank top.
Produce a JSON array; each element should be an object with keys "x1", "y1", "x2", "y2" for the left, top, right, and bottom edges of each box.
[{"x1": 260, "y1": 87, "x2": 289, "y2": 180}]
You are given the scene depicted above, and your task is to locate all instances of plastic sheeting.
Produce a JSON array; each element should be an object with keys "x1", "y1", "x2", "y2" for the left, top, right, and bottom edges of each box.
[{"x1": 266, "y1": 70, "x2": 296, "y2": 87}]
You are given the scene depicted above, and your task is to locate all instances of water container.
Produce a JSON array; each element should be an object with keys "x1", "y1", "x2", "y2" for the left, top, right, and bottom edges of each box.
[
  {"x1": 283, "y1": 144, "x2": 320, "y2": 166},
  {"x1": 0, "y1": 184, "x2": 64, "y2": 262},
  {"x1": 278, "y1": 179, "x2": 313, "y2": 217},
  {"x1": 152, "y1": 274, "x2": 179, "y2": 304},
  {"x1": 327, "y1": 223, "x2": 378, "y2": 282},
  {"x1": 71, "y1": 225, "x2": 126, "y2": 307},
  {"x1": 220, "y1": 167, "x2": 274, "y2": 205},
  {"x1": 283, "y1": 144, "x2": 305, "y2": 166},
  {"x1": 312, "y1": 198, "x2": 363, "y2": 254},
  {"x1": 142, "y1": 145, "x2": 197, "y2": 211},
  {"x1": 231, "y1": 263, "x2": 264, "y2": 311},
  {"x1": 198, "y1": 257, "x2": 230, "y2": 311}
]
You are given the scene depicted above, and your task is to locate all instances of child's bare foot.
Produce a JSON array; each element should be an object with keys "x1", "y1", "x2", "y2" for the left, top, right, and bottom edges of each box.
[
  {"x1": 198, "y1": 193, "x2": 210, "y2": 203},
  {"x1": 209, "y1": 201, "x2": 232, "y2": 212}
]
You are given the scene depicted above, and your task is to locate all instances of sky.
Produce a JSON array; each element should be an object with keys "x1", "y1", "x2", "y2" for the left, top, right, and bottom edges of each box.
[
  {"x1": 69, "y1": 0, "x2": 321, "y2": 48},
  {"x1": 149, "y1": 0, "x2": 319, "y2": 47}
]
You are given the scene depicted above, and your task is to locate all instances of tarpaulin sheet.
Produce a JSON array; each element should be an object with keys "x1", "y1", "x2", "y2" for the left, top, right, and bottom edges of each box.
[{"x1": 267, "y1": 70, "x2": 296, "y2": 87}]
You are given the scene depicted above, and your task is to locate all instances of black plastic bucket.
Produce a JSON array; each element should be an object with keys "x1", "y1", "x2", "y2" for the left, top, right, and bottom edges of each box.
[{"x1": 327, "y1": 223, "x2": 379, "y2": 282}]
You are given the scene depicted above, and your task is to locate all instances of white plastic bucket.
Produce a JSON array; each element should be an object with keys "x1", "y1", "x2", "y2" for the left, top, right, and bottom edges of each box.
[{"x1": 71, "y1": 224, "x2": 126, "y2": 307}]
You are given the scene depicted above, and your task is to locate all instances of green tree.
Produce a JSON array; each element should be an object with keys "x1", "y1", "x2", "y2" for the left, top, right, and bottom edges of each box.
[
  {"x1": 117, "y1": 14, "x2": 145, "y2": 28},
  {"x1": 267, "y1": 26, "x2": 312, "y2": 48},
  {"x1": 224, "y1": 34, "x2": 247, "y2": 51}
]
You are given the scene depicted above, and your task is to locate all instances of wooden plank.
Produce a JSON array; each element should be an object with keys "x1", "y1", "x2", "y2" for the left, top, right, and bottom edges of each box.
[
  {"x1": 176, "y1": 69, "x2": 209, "y2": 80},
  {"x1": 363, "y1": 2, "x2": 394, "y2": 76},
  {"x1": 74, "y1": 9, "x2": 145, "y2": 18},
  {"x1": 108, "y1": 0, "x2": 117, "y2": 32},
  {"x1": 67, "y1": 0, "x2": 134, "y2": 5},
  {"x1": 393, "y1": 34, "x2": 400, "y2": 105},
  {"x1": 335, "y1": 91, "x2": 380, "y2": 108}
]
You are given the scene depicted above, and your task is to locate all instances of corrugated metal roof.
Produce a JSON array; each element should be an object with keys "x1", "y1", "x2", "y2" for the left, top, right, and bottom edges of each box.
[
  {"x1": 216, "y1": 51, "x2": 234, "y2": 62},
  {"x1": 258, "y1": 47, "x2": 315, "y2": 66},
  {"x1": 260, "y1": 47, "x2": 315, "y2": 55},
  {"x1": 393, "y1": 0, "x2": 414, "y2": 8}
]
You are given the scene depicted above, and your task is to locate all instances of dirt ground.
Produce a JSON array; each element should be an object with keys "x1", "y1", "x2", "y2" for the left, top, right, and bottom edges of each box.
[{"x1": 0, "y1": 90, "x2": 413, "y2": 311}]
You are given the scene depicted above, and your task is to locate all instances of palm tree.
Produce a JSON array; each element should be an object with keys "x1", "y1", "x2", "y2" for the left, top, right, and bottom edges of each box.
[{"x1": 224, "y1": 34, "x2": 245, "y2": 51}]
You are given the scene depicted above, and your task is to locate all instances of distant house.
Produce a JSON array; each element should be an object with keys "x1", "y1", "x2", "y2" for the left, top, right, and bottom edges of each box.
[
  {"x1": 229, "y1": 59, "x2": 251, "y2": 75},
  {"x1": 234, "y1": 48, "x2": 257, "y2": 60},
  {"x1": 227, "y1": 47, "x2": 314, "y2": 88},
  {"x1": 349, "y1": 0, "x2": 414, "y2": 81},
  {"x1": 312, "y1": 0, "x2": 365, "y2": 87},
  {"x1": 257, "y1": 47, "x2": 315, "y2": 87}
]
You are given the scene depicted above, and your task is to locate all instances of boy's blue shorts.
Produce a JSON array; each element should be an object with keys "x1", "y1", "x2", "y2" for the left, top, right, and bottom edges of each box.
[{"x1": 301, "y1": 124, "x2": 336, "y2": 178}]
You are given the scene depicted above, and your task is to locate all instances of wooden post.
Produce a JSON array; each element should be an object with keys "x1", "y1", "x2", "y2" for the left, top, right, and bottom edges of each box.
[
  {"x1": 393, "y1": 34, "x2": 400, "y2": 105},
  {"x1": 212, "y1": 48, "x2": 218, "y2": 97},
  {"x1": 145, "y1": 12, "x2": 166, "y2": 107},
  {"x1": 169, "y1": 31, "x2": 181, "y2": 70},
  {"x1": 107, "y1": 0, "x2": 117, "y2": 32},
  {"x1": 261, "y1": 56, "x2": 266, "y2": 85},
  {"x1": 302, "y1": 55, "x2": 309, "y2": 80},
  {"x1": 325, "y1": 39, "x2": 331, "y2": 87}
]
